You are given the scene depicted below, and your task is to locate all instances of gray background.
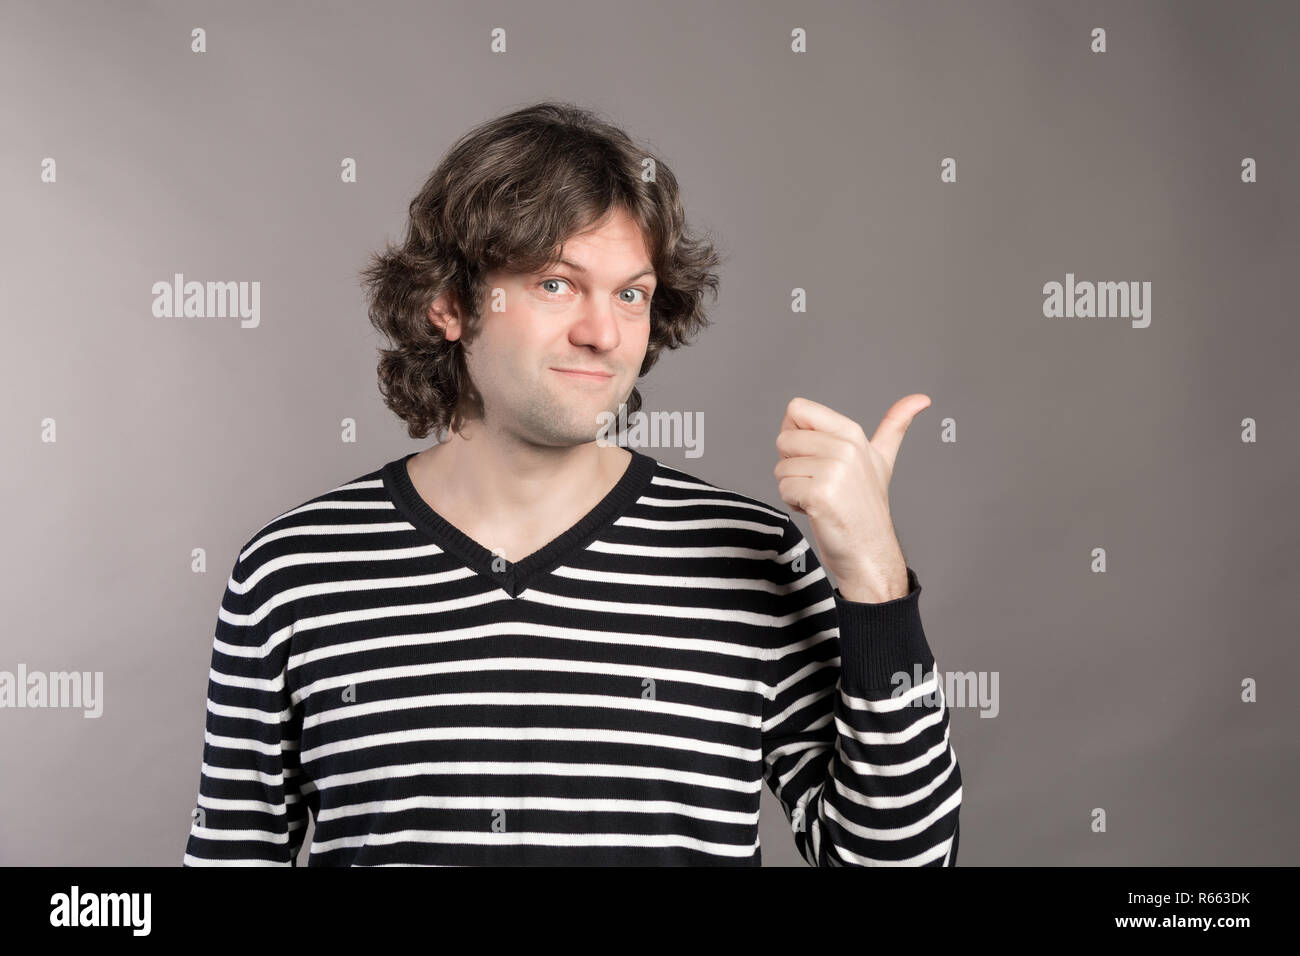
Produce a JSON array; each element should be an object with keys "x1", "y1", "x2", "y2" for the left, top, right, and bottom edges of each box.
[{"x1": 2, "y1": 0, "x2": 1296, "y2": 866}]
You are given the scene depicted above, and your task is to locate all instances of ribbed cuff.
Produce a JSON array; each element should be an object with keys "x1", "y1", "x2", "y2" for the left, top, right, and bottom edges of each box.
[{"x1": 833, "y1": 566, "x2": 935, "y2": 693}]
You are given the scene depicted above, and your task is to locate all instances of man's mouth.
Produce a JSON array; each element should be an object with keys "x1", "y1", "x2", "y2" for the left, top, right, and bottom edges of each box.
[{"x1": 551, "y1": 367, "x2": 614, "y2": 381}]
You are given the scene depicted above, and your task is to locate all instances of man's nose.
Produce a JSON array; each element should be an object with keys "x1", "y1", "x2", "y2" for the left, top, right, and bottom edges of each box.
[{"x1": 570, "y1": 299, "x2": 621, "y2": 351}]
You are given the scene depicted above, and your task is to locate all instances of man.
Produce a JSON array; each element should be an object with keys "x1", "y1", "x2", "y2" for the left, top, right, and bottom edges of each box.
[{"x1": 182, "y1": 101, "x2": 962, "y2": 866}]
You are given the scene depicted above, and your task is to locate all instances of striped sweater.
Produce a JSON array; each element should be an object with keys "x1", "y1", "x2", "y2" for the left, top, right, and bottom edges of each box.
[{"x1": 182, "y1": 448, "x2": 963, "y2": 866}]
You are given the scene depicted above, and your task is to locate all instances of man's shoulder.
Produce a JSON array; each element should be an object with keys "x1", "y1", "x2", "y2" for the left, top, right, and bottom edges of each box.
[
  {"x1": 637, "y1": 454, "x2": 816, "y2": 591},
  {"x1": 230, "y1": 456, "x2": 398, "y2": 575},
  {"x1": 639, "y1": 452, "x2": 797, "y2": 538}
]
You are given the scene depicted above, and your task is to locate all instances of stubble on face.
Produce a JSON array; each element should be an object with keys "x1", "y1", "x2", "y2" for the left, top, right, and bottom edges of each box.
[{"x1": 461, "y1": 327, "x2": 633, "y2": 450}]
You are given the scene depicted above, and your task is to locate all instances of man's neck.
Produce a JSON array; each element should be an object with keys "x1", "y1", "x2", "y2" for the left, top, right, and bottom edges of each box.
[{"x1": 406, "y1": 427, "x2": 632, "y2": 559}]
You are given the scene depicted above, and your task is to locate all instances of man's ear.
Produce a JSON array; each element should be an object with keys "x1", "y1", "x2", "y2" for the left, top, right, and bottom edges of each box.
[{"x1": 427, "y1": 292, "x2": 463, "y2": 342}]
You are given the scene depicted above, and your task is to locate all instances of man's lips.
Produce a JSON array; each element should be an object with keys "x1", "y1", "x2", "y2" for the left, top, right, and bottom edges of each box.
[{"x1": 551, "y1": 367, "x2": 614, "y2": 380}]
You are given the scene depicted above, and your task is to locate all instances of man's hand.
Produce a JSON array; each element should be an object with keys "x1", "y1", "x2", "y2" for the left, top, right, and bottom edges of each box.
[{"x1": 773, "y1": 394, "x2": 930, "y2": 603}]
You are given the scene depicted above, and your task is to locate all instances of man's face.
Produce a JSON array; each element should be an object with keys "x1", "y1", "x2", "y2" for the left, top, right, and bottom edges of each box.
[{"x1": 457, "y1": 207, "x2": 656, "y2": 447}]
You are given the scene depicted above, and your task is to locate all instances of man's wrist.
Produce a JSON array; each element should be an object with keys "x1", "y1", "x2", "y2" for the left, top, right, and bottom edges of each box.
[{"x1": 836, "y1": 563, "x2": 910, "y2": 603}]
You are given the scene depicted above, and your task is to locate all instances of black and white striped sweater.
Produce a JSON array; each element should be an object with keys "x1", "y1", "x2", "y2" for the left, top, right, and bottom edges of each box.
[{"x1": 182, "y1": 449, "x2": 963, "y2": 866}]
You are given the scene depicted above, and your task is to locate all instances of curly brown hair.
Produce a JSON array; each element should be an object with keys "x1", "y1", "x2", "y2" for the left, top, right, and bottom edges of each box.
[{"x1": 359, "y1": 100, "x2": 725, "y2": 441}]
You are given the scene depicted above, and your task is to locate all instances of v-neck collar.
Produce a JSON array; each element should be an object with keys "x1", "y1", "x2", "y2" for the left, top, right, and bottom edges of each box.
[{"x1": 381, "y1": 446, "x2": 659, "y2": 598}]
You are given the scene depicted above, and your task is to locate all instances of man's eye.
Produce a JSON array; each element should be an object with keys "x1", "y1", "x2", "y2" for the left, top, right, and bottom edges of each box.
[{"x1": 540, "y1": 279, "x2": 650, "y2": 305}]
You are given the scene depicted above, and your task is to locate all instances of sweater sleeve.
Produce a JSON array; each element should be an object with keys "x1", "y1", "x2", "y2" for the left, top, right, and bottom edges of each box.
[
  {"x1": 182, "y1": 552, "x2": 309, "y2": 866},
  {"x1": 760, "y1": 516, "x2": 963, "y2": 866}
]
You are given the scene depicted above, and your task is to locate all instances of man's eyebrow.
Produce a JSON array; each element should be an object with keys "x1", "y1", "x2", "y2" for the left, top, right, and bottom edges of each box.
[{"x1": 552, "y1": 258, "x2": 657, "y2": 285}]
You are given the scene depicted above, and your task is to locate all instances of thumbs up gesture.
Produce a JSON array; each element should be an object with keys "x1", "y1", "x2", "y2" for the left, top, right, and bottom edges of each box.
[{"x1": 773, "y1": 394, "x2": 930, "y2": 603}]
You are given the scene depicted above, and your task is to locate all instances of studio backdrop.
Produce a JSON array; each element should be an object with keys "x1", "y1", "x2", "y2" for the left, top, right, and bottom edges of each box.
[{"x1": 1, "y1": 0, "x2": 1296, "y2": 865}]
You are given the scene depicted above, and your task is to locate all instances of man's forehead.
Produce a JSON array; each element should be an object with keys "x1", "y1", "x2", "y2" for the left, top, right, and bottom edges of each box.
[{"x1": 549, "y1": 257, "x2": 656, "y2": 282}]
